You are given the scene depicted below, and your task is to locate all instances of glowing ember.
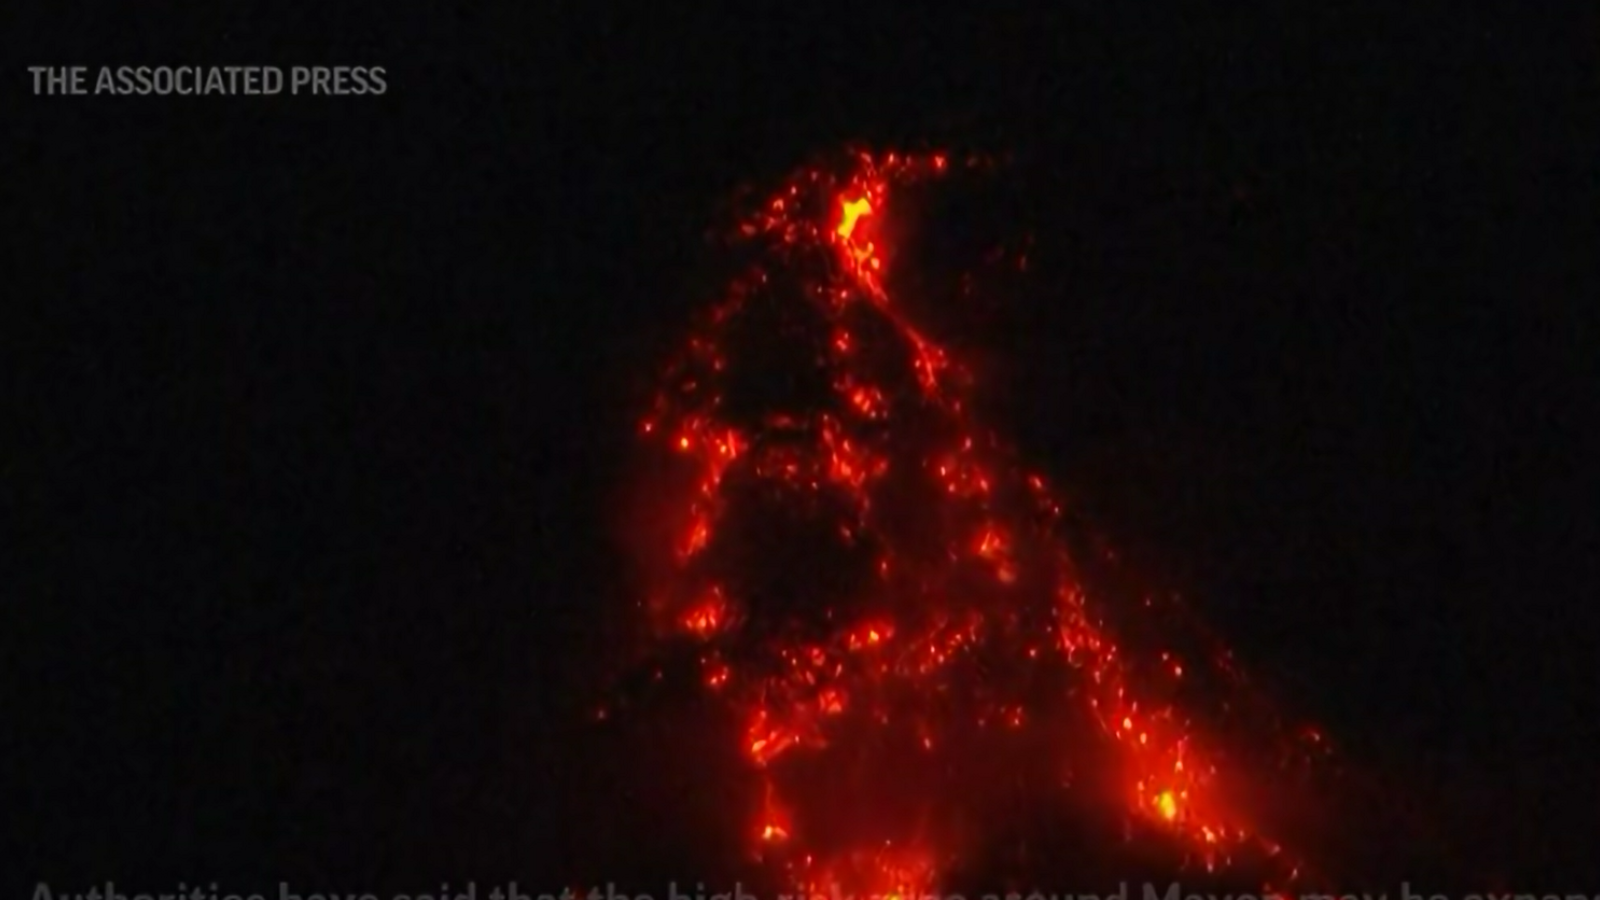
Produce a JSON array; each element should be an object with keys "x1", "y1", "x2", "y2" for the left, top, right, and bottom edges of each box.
[{"x1": 616, "y1": 148, "x2": 1328, "y2": 891}]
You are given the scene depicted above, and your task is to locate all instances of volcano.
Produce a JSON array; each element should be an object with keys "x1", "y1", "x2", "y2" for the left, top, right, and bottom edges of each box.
[{"x1": 597, "y1": 148, "x2": 1346, "y2": 898}]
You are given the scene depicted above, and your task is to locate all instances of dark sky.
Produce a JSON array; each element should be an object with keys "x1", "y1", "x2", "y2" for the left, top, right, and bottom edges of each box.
[{"x1": 6, "y1": 2, "x2": 1597, "y2": 892}]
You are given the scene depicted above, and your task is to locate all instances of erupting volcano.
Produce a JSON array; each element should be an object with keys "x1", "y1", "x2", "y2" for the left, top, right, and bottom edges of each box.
[{"x1": 603, "y1": 148, "x2": 1340, "y2": 897}]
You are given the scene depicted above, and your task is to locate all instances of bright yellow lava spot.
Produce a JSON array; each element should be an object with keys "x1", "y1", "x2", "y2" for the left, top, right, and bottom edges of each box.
[
  {"x1": 837, "y1": 197, "x2": 873, "y2": 240},
  {"x1": 1156, "y1": 790, "x2": 1179, "y2": 821}
]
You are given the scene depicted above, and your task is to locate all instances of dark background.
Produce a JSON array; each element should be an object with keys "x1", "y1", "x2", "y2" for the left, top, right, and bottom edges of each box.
[{"x1": 6, "y1": 2, "x2": 1597, "y2": 891}]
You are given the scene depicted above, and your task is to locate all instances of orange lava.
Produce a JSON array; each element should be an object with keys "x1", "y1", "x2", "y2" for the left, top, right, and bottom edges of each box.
[{"x1": 621, "y1": 148, "x2": 1325, "y2": 893}]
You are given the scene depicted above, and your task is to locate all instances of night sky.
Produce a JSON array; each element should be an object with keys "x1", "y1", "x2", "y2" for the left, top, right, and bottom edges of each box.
[{"x1": 8, "y1": 2, "x2": 1598, "y2": 892}]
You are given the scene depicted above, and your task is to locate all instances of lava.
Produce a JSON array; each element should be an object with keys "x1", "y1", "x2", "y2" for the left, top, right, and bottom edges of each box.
[{"x1": 613, "y1": 148, "x2": 1331, "y2": 894}]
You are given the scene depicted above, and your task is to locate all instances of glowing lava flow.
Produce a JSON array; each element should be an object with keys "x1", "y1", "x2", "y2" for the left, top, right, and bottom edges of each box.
[{"x1": 619, "y1": 149, "x2": 1324, "y2": 896}]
